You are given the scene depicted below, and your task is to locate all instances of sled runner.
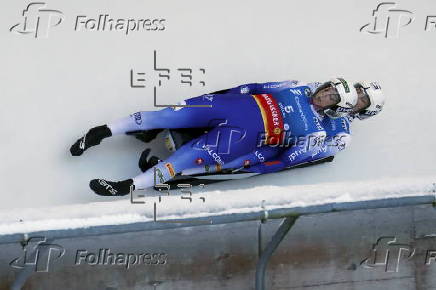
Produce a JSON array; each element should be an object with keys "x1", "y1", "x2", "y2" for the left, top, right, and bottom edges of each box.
[{"x1": 154, "y1": 155, "x2": 335, "y2": 190}]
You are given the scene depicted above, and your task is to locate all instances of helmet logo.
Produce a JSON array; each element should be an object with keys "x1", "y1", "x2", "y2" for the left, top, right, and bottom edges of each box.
[
  {"x1": 337, "y1": 78, "x2": 350, "y2": 93},
  {"x1": 370, "y1": 82, "x2": 381, "y2": 90}
]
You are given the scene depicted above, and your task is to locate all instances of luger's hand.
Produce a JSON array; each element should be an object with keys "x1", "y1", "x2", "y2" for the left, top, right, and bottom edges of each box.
[{"x1": 70, "y1": 125, "x2": 112, "y2": 156}]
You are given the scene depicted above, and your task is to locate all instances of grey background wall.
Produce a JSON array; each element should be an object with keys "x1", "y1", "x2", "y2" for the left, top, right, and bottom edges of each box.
[{"x1": 2, "y1": 205, "x2": 436, "y2": 289}]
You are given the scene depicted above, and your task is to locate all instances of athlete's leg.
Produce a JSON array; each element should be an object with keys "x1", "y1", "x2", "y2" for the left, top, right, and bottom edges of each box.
[
  {"x1": 131, "y1": 118, "x2": 266, "y2": 189},
  {"x1": 108, "y1": 102, "x2": 213, "y2": 136},
  {"x1": 89, "y1": 129, "x2": 229, "y2": 195},
  {"x1": 90, "y1": 95, "x2": 266, "y2": 195},
  {"x1": 71, "y1": 94, "x2": 246, "y2": 156}
]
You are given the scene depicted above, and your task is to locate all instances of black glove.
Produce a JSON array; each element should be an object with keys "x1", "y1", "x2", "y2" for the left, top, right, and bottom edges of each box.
[
  {"x1": 89, "y1": 179, "x2": 134, "y2": 196},
  {"x1": 138, "y1": 148, "x2": 160, "y2": 172},
  {"x1": 127, "y1": 129, "x2": 163, "y2": 143},
  {"x1": 70, "y1": 125, "x2": 112, "y2": 156}
]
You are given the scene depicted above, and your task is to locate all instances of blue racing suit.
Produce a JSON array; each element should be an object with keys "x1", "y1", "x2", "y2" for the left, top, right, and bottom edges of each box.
[
  {"x1": 188, "y1": 81, "x2": 354, "y2": 175},
  {"x1": 245, "y1": 114, "x2": 353, "y2": 174},
  {"x1": 107, "y1": 80, "x2": 327, "y2": 189}
]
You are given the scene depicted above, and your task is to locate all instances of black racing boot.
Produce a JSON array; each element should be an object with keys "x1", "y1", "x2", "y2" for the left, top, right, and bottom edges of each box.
[
  {"x1": 89, "y1": 179, "x2": 134, "y2": 196},
  {"x1": 70, "y1": 125, "x2": 112, "y2": 156}
]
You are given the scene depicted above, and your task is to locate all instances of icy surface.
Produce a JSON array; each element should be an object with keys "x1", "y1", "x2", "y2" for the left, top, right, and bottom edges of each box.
[
  {"x1": 0, "y1": 0, "x2": 435, "y2": 212},
  {"x1": 0, "y1": 176, "x2": 434, "y2": 235}
]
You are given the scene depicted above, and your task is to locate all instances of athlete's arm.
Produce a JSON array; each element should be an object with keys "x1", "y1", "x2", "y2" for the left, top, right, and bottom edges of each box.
[
  {"x1": 209, "y1": 83, "x2": 259, "y2": 95},
  {"x1": 322, "y1": 133, "x2": 351, "y2": 157},
  {"x1": 297, "y1": 132, "x2": 351, "y2": 164},
  {"x1": 208, "y1": 80, "x2": 305, "y2": 96},
  {"x1": 246, "y1": 131, "x2": 327, "y2": 174},
  {"x1": 302, "y1": 115, "x2": 353, "y2": 162},
  {"x1": 180, "y1": 146, "x2": 280, "y2": 175},
  {"x1": 222, "y1": 146, "x2": 281, "y2": 170}
]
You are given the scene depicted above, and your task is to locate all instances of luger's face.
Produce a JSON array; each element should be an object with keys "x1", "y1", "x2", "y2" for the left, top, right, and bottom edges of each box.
[
  {"x1": 352, "y1": 87, "x2": 370, "y2": 113},
  {"x1": 312, "y1": 85, "x2": 340, "y2": 109}
]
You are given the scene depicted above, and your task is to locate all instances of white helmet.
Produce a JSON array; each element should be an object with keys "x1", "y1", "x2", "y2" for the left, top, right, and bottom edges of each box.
[
  {"x1": 321, "y1": 78, "x2": 358, "y2": 118},
  {"x1": 353, "y1": 81, "x2": 385, "y2": 120}
]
